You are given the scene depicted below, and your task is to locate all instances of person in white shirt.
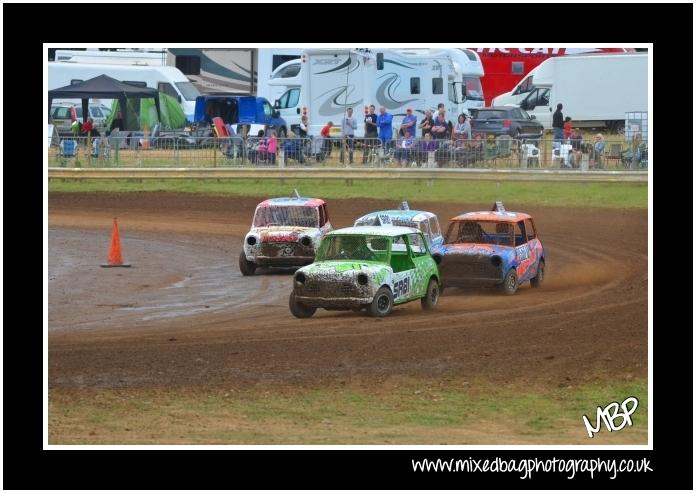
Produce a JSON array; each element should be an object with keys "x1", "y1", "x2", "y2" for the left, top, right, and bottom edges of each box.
[{"x1": 341, "y1": 107, "x2": 357, "y2": 164}]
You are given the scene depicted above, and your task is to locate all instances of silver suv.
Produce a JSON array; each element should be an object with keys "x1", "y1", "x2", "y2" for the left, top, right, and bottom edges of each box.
[{"x1": 50, "y1": 103, "x2": 112, "y2": 135}]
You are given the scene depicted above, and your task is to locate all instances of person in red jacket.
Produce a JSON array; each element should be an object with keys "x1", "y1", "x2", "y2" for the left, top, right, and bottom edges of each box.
[
  {"x1": 81, "y1": 118, "x2": 94, "y2": 136},
  {"x1": 563, "y1": 116, "x2": 572, "y2": 140},
  {"x1": 320, "y1": 121, "x2": 333, "y2": 138},
  {"x1": 320, "y1": 121, "x2": 333, "y2": 157}
]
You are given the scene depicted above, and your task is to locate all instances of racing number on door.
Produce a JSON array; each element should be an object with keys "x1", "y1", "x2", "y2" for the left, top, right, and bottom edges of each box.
[
  {"x1": 394, "y1": 276, "x2": 410, "y2": 298},
  {"x1": 516, "y1": 244, "x2": 530, "y2": 261}
]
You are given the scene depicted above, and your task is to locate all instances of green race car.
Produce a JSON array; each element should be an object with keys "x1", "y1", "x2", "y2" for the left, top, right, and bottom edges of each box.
[{"x1": 289, "y1": 226, "x2": 441, "y2": 318}]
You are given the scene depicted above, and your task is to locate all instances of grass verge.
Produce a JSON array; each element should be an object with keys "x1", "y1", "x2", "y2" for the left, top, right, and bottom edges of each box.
[
  {"x1": 49, "y1": 379, "x2": 647, "y2": 444},
  {"x1": 48, "y1": 179, "x2": 647, "y2": 208}
]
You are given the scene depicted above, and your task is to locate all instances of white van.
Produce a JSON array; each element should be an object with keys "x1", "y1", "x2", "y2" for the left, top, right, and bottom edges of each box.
[
  {"x1": 48, "y1": 62, "x2": 200, "y2": 121},
  {"x1": 492, "y1": 53, "x2": 648, "y2": 132}
]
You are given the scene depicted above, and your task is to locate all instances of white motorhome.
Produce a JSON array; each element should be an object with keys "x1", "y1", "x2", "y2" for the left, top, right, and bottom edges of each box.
[
  {"x1": 492, "y1": 53, "x2": 648, "y2": 131},
  {"x1": 48, "y1": 61, "x2": 201, "y2": 120},
  {"x1": 442, "y1": 48, "x2": 485, "y2": 111},
  {"x1": 274, "y1": 48, "x2": 470, "y2": 137},
  {"x1": 266, "y1": 59, "x2": 302, "y2": 103}
]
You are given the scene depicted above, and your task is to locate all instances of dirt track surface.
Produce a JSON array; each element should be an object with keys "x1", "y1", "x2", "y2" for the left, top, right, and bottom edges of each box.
[{"x1": 48, "y1": 193, "x2": 648, "y2": 389}]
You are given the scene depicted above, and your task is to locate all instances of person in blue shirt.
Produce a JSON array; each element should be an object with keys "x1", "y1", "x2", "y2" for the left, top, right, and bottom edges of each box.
[
  {"x1": 377, "y1": 106, "x2": 393, "y2": 145},
  {"x1": 400, "y1": 108, "x2": 418, "y2": 139}
]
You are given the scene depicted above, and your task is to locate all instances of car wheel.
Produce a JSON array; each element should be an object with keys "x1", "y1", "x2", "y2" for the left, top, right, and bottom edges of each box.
[
  {"x1": 238, "y1": 250, "x2": 257, "y2": 276},
  {"x1": 289, "y1": 292, "x2": 316, "y2": 318},
  {"x1": 421, "y1": 278, "x2": 440, "y2": 310},
  {"x1": 368, "y1": 287, "x2": 393, "y2": 317},
  {"x1": 500, "y1": 269, "x2": 518, "y2": 295},
  {"x1": 530, "y1": 259, "x2": 545, "y2": 288}
]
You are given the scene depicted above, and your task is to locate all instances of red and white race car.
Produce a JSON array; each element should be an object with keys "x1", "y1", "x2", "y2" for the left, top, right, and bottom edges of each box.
[{"x1": 239, "y1": 191, "x2": 333, "y2": 275}]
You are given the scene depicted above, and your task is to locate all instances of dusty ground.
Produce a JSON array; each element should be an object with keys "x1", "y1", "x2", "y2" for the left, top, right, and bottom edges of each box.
[{"x1": 48, "y1": 193, "x2": 648, "y2": 391}]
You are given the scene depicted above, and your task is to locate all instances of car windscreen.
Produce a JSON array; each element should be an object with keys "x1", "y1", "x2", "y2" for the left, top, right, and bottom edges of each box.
[
  {"x1": 445, "y1": 220, "x2": 513, "y2": 247},
  {"x1": 316, "y1": 235, "x2": 390, "y2": 263},
  {"x1": 472, "y1": 110, "x2": 507, "y2": 120},
  {"x1": 51, "y1": 107, "x2": 72, "y2": 119},
  {"x1": 253, "y1": 206, "x2": 319, "y2": 228},
  {"x1": 463, "y1": 77, "x2": 484, "y2": 101}
]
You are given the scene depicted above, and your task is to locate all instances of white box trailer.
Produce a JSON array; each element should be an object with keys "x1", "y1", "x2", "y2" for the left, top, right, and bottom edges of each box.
[{"x1": 492, "y1": 53, "x2": 648, "y2": 132}]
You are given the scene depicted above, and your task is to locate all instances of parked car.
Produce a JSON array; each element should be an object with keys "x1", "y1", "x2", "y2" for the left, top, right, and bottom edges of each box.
[
  {"x1": 239, "y1": 192, "x2": 332, "y2": 275},
  {"x1": 435, "y1": 202, "x2": 545, "y2": 294},
  {"x1": 470, "y1": 106, "x2": 544, "y2": 140},
  {"x1": 289, "y1": 226, "x2": 441, "y2": 318},
  {"x1": 50, "y1": 103, "x2": 112, "y2": 135},
  {"x1": 353, "y1": 201, "x2": 444, "y2": 251}
]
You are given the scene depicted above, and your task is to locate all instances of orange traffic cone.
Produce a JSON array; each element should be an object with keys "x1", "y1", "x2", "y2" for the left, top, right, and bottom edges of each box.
[{"x1": 101, "y1": 218, "x2": 131, "y2": 268}]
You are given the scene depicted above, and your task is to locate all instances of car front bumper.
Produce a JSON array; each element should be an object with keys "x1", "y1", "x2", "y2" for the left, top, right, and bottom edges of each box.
[{"x1": 294, "y1": 295, "x2": 372, "y2": 309}]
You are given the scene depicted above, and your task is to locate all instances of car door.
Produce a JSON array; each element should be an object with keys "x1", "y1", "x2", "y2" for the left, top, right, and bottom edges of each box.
[
  {"x1": 405, "y1": 232, "x2": 434, "y2": 299},
  {"x1": 390, "y1": 235, "x2": 417, "y2": 304},
  {"x1": 513, "y1": 220, "x2": 536, "y2": 282},
  {"x1": 524, "y1": 218, "x2": 543, "y2": 277},
  {"x1": 275, "y1": 87, "x2": 301, "y2": 124}
]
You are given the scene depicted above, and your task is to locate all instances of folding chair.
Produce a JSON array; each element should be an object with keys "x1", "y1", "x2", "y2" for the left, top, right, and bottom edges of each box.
[
  {"x1": 551, "y1": 144, "x2": 573, "y2": 168},
  {"x1": 604, "y1": 143, "x2": 623, "y2": 168},
  {"x1": 519, "y1": 143, "x2": 540, "y2": 168},
  {"x1": 58, "y1": 139, "x2": 78, "y2": 166}
]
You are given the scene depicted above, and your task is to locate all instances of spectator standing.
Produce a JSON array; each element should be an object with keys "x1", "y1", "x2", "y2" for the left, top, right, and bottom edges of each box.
[
  {"x1": 400, "y1": 108, "x2": 418, "y2": 140},
  {"x1": 320, "y1": 121, "x2": 333, "y2": 157},
  {"x1": 419, "y1": 110, "x2": 434, "y2": 137},
  {"x1": 552, "y1": 103, "x2": 564, "y2": 144},
  {"x1": 298, "y1": 114, "x2": 309, "y2": 138},
  {"x1": 436, "y1": 103, "x2": 453, "y2": 137},
  {"x1": 377, "y1": 106, "x2": 393, "y2": 145},
  {"x1": 432, "y1": 113, "x2": 450, "y2": 167},
  {"x1": 364, "y1": 105, "x2": 378, "y2": 138},
  {"x1": 431, "y1": 113, "x2": 449, "y2": 140},
  {"x1": 563, "y1": 116, "x2": 572, "y2": 140},
  {"x1": 362, "y1": 104, "x2": 378, "y2": 164},
  {"x1": 453, "y1": 113, "x2": 472, "y2": 143},
  {"x1": 267, "y1": 130, "x2": 278, "y2": 165},
  {"x1": 569, "y1": 128, "x2": 583, "y2": 167},
  {"x1": 341, "y1": 107, "x2": 357, "y2": 164},
  {"x1": 109, "y1": 111, "x2": 124, "y2": 134}
]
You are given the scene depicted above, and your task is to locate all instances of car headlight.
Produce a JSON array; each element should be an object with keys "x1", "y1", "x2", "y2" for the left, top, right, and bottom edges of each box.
[
  {"x1": 300, "y1": 236, "x2": 312, "y2": 247},
  {"x1": 357, "y1": 273, "x2": 368, "y2": 286},
  {"x1": 295, "y1": 272, "x2": 306, "y2": 285},
  {"x1": 247, "y1": 236, "x2": 257, "y2": 246}
]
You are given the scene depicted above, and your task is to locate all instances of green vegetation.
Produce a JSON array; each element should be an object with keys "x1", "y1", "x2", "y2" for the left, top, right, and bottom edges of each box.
[
  {"x1": 49, "y1": 379, "x2": 648, "y2": 444},
  {"x1": 48, "y1": 179, "x2": 647, "y2": 208}
]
